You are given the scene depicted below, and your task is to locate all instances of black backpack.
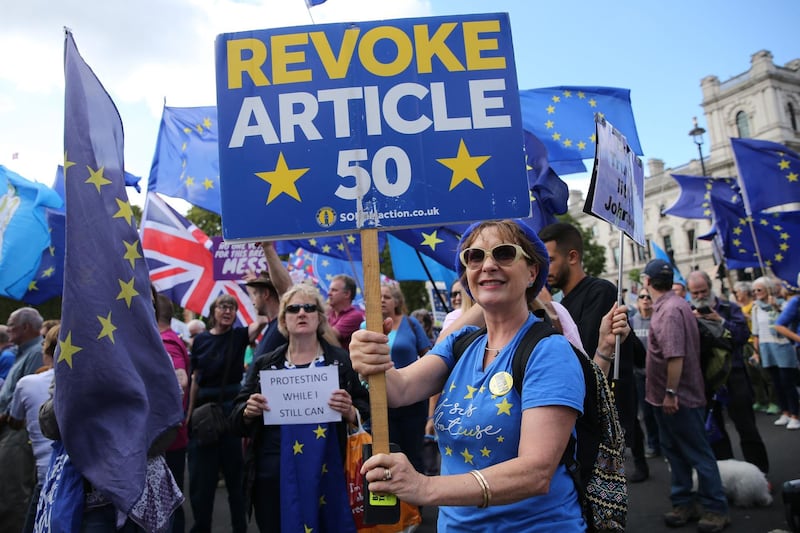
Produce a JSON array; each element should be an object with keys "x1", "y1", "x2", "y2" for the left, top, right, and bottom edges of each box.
[
  {"x1": 697, "y1": 302, "x2": 733, "y2": 395},
  {"x1": 452, "y1": 320, "x2": 627, "y2": 533}
]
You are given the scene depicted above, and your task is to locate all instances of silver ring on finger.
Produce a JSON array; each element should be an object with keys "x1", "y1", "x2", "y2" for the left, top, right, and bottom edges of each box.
[{"x1": 383, "y1": 468, "x2": 392, "y2": 481}]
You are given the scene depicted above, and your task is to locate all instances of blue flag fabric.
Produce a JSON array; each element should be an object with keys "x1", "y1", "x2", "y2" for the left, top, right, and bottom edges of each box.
[
  {"x1": 710, "y1": 196, "x2": 800, "y2": 284},
  {"x1": 731, "y1": 137, "x2": 800, "y2": 213},
  {"x1": 148, "y1": 105, "x2": 221, "y2": 213},
  {"x1": 22, "y1": 209, "x2": 65, "y2": 304},
  {"x1": 522, "y1": 130, "x2": 569, "y2": 231},
  {"x1": 0, "y1": 165, "x2": 63, "y2": 299},
  {"x1": 663, "y1": 175, "x2": 742, "y2": 219},
  {"x1": 287, "y1": 247, "x2": 366, "y2": 306},
  {"x1": 55, "y1": 164, "x2": 141, "y2": 200},
  {"x1": 519, "y1": 87, "x2": 642, "y2": 166},
  {"x1": 389, "y1": 224, "x2": 467, "y2": 270},
  {"x1": 280, "y1": 422, "x2": 356, "y2": 533},
  {"x1": 386, "y1": 234, "x2": 458, "y2": 283},
  {"x1": 274, "y1": 233, "x2": 386, "y2": 263},
  {"x1": 651, "y1": 241, "x2": 687, "y2": 286},
  {"x1": 58, "y1": 30, "x2": 183, "y2": 515}
]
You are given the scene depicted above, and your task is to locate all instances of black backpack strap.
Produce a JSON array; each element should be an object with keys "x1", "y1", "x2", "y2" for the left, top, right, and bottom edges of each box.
[
  {"x1": 511, "y1": 319, "x2": 558, "y2": 395},
  {"x1": 451, "y1": 327, "x2": 487, "y2": 365}
]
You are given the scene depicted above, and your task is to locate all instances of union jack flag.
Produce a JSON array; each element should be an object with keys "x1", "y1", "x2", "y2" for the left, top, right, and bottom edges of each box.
[{"x1": 140, "y1": 192, "x2": 256, "y2": 324}]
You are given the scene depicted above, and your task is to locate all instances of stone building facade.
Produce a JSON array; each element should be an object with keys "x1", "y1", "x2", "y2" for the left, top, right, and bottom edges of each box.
[{"x1": 568, "y1": 50, "x2": 800, "y2": 296}]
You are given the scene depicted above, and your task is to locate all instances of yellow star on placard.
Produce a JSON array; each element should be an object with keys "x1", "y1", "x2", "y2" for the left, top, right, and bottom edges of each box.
[
  {"x1": 313, "y1": 425, "x2": 327, "y2": 439},
  {"x1": 437, "y1": 139, "x2": 490, "y2": 191},
  {"x1": 256, "y1": 152, "x2": 309, "y2": 204},
  {"x1": 496, "y1": 397, "x2": 513, "y2": 415},
  {"x1": 113, "y1": 198, "x2": 134, "y2": 225},
  {"x1": 420, "y1": 230, "x2": 443, "y2": 250},
  {"x1": 293, "y1": 440, "x2": 304, "y2": 455},
  {"x1": 85, "y1": 166, "x2": 111, "y2": 193},
  {"x1": 460, "y1": 448, "x2": 474, "y2": 464},
  {"x1": 123, "y1": 240, "x2": 142, "y2": 269},
  {"x1": 58, "y1": 331, "x2": 82, "y2": 368},
  {"x1": 97, "y1": 311, "x2": 117, "y2": 344},
  {"x1": 116, "y1": 277, "x2": 139, "y2": 308}
]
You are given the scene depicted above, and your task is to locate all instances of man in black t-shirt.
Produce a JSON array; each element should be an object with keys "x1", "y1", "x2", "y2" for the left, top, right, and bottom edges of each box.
[{"x1": 540, "y1": 222, "x2": 650, "y2": 483}]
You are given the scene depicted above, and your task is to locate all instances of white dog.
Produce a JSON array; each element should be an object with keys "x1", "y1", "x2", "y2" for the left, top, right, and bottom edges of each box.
[{"x1": 692, "y1": 459, "x2": 773, "y2": 507}]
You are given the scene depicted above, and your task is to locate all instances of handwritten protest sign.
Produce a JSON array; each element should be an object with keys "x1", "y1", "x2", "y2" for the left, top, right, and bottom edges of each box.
[
  {"x1": 211, "y1": 237, "x2": 266, "y2": 280},
  {"x1": 584, "y1": 117, "x2": 645, "y2": 246},
  {"x1": 259, "y1": 365, "x2": 340, "y2": 425},
  {"x1": 215, "y1": 13, "x2": 529, "y2": 241}
]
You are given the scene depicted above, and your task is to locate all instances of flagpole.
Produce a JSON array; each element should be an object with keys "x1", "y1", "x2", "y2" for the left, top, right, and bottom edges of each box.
[
  {"x1": 304, "y1": 0, "x2": 316, "y2": 24},
  {"x1": 730, "y1": 141, "x2": 768, "y2": 274},
  {"x1": 414, "y1": 249, "x2": 451, "y2": 313}
]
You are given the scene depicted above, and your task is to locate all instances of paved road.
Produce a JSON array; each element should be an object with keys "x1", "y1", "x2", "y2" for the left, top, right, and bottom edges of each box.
[{"x1": 188, "y1": 409, "x2": 799, "y2": 532}]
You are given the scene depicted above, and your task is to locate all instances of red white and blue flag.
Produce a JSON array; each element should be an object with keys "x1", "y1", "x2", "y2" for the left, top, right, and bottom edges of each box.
[{"x1": 141, "y1": 192, "x2": 255, "y2": 324}]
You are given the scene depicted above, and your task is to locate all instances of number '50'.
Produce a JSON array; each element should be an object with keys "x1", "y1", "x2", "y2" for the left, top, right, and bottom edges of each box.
[{"x1": 334, "y1": 147, "x2": 411, "y2": 200}]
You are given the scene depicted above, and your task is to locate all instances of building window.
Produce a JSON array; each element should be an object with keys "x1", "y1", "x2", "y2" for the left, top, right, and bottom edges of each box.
[
  {"x1": 736, "y1": 111, "x2": 751, "y2": 138},
  {"x1": 636, "y1": 244, "x2": 648, "y2": 263},
  {"x1": 687, "y1": 229, "x2": 696, "y2": 253},
  {"x1": 611, "y1": 246, "x2": 620, "y2": 268},
  {"x1": 645, "y1": 239, "x2": 653, "y2": 262},
  {"x1": 789, "y1": 103, "x2": 798, "y2": 132},
  {"x1": 663, "y1": 235, "x2": 673, "y2": 255}
]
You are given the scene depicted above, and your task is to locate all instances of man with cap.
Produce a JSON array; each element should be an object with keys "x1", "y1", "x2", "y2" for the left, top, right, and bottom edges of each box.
[
  {"x1": 539, "y1": 222, "x2": 650, "y2": 483},
  {"x1": 244, "y1": 242, "x2": 293, "y2": 359},
  {"x1": 643, "y1": 259, "x2": 730, "y2": 532}
]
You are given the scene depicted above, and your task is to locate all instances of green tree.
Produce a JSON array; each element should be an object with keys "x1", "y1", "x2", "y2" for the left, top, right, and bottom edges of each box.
[
  {"x1": 557, "y1": 212, "x2": 606, "y2": 277},
  {"x1": 628, "y1": 268, "x2": 641, "y2": 285},
  {"x1": 186, "y1": 206, "x2": 222, "y2": 237}
]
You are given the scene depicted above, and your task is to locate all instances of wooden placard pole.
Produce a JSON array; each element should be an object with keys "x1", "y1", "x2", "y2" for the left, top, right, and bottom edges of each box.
[
  {"x1": 360, "y1": 227, "x2": 390, "y2": 454},
  {"x1": 360, "y1": 228, "x2": 400, "y2": 524}
]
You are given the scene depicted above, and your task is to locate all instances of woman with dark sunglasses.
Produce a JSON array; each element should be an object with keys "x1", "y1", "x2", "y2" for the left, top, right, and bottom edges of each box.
[
  {"x1": 350, "y1": 219, "x2": 588, "y2": 531},
  {"x1": 230, "y1": 284, "x2": 369, "y2": 532}
]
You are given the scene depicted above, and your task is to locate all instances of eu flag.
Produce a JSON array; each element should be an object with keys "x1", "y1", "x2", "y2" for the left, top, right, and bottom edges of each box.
[
  {"x1": 275, "y1": 233, "x2": 387, "y2": 263},
  {"x1": 389, "y1": 224, "x2": 467, "y2": 270},
  {"x1": 148, "y1": 105, "x2": 221, "y2": 214},
  {"x1": 280, "y1": 423, "x2": 356, "y2": 533},
  {"x1": 523, "y1": 130, "x2": 569, "y2": 231},
  {"x1": 663, "y1": 175, "x2": 742, "y2": 219},
  {"x1": 731, "y1": 137, "x2": 800, "y2": 213},
  {"x1": 0, "y1": 166, "x2": 63, "y2": 299},
  {"x1": 709, "y1": 196, "x2": 800, "y2": 284},
  {"x1": 519, "y1": 87, "x2": 642, "y2": 166},
  {"x1": 22, "y1": 209, "x2": 65, "y2": 305},
  {"x1": 58, "y1": 30, "x2": 183, "y2": 515}
]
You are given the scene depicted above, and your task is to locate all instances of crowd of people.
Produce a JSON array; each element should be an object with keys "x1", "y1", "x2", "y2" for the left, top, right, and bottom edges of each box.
[{"x1": 0, "y1": 220, "x2": 798, "y2": 532}]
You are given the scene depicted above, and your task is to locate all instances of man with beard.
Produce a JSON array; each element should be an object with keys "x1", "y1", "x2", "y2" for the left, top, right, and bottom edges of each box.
[
  {"x1": 686, "y1": 270, "x2": 769, "y2": 474},
  {"x1": 539, "y1": 222, "x2": 649, "y2": 483}
]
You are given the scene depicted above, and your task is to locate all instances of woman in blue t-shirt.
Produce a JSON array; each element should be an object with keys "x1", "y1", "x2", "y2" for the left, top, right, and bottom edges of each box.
[
  {"x1": 350, "y1": 219, "x2": 587, "y2": 532},
  {"x1": 380, "y1": 282, "x2": 432, "y2": 474}
]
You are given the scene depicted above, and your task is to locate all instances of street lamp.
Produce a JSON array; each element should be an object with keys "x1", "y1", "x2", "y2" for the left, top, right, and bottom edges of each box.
[{"x1": 689, "y1": 116, "x2": 707, "y2": 177}]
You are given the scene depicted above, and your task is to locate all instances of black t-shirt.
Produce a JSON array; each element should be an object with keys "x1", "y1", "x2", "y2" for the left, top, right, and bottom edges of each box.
[{"x1": 190, "y1": 326, "x2": 250, "y2": 388}]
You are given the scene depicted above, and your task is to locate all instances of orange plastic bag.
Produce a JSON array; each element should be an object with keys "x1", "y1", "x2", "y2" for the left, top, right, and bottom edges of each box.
[{"x1": 345, "y1": 412, "x2": 422, "y2": 533}]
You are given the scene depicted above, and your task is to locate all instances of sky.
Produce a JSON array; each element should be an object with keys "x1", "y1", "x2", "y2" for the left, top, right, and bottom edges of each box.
[{"x1": 1, "y1": 0, "x2": 798, "y2": 211}]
